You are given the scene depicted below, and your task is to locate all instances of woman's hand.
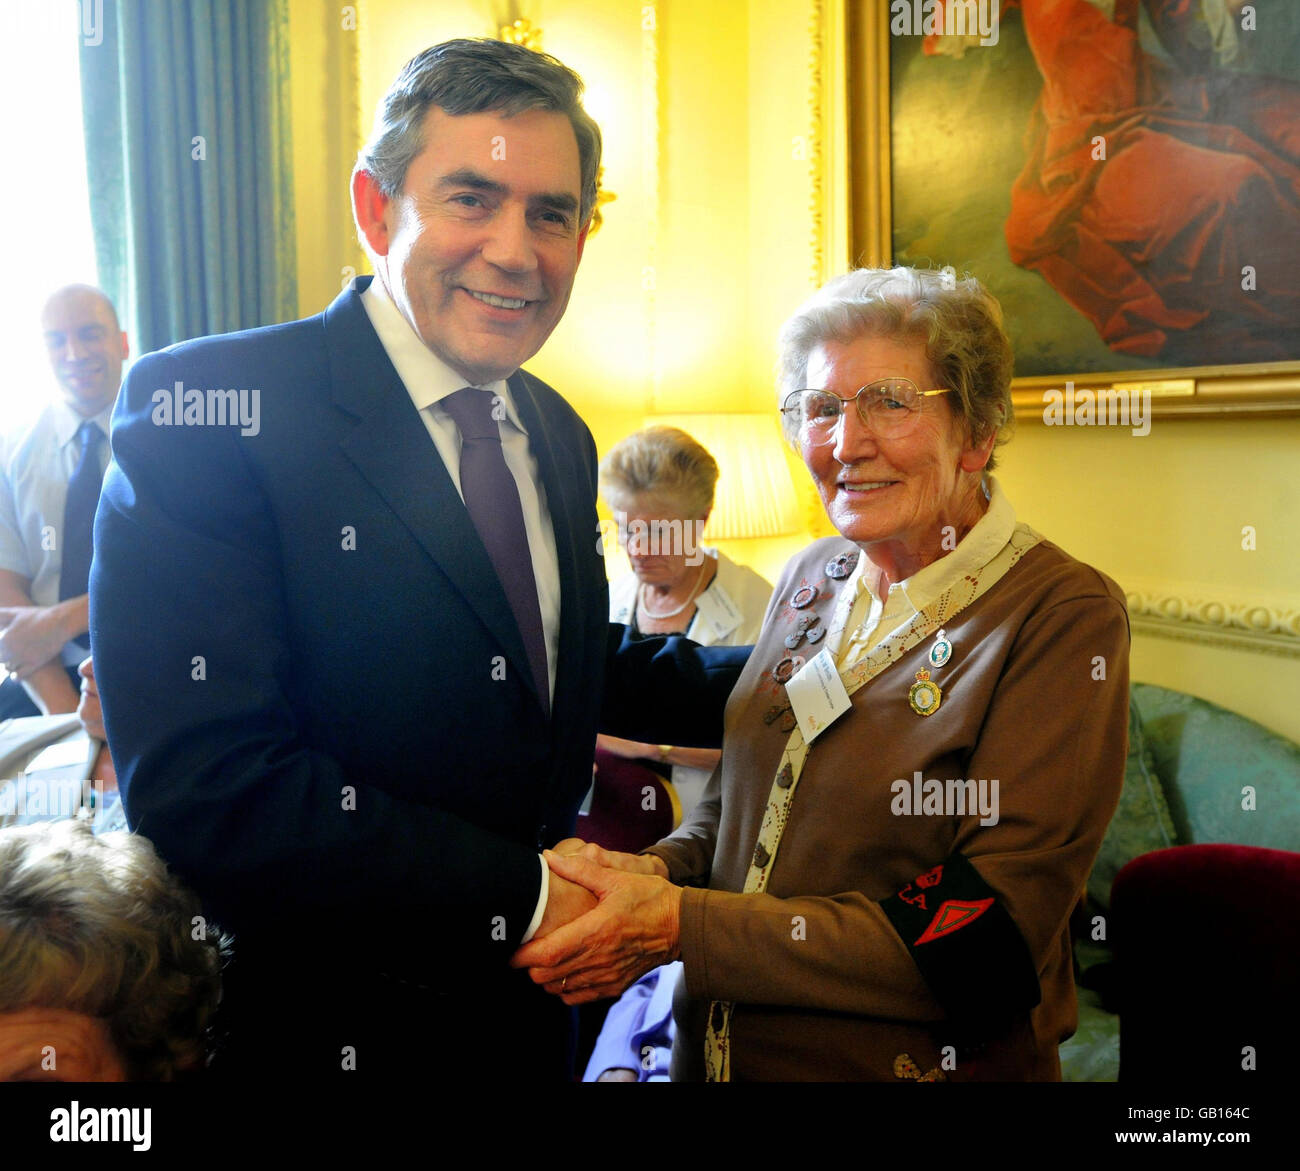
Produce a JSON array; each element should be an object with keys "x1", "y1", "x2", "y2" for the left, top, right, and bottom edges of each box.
[{"x1": 510, "y1": 851, "x2": 681, "y2": 1004}]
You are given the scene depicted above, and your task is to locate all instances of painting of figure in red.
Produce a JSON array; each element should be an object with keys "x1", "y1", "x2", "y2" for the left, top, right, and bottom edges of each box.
[
  {"x1": 1004, "y1": 0, "x2": 1300, "y2": 363},
  {"x1": 884, "y1": 0, "x2": 1300, "y2": 375}
]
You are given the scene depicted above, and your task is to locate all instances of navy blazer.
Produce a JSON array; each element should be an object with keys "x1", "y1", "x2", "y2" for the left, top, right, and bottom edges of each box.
[{"x1": 90, "y1": 279, "x2": 744, "y2": 1011}]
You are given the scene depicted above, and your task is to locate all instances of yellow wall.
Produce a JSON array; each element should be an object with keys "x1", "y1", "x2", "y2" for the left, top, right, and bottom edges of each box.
[
  {"x1": 288, "y1": 0, "x2": 366, "y2": 317},
  {"x1": 998, "y1": 417, "x2": 1300, "y2": 742},
  {"x1": 287, "y1": 0, "x2": 1300, "y2": 742}
]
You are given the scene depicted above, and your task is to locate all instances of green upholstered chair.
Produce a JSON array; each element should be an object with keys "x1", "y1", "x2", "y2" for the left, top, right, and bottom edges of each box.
[{"x1": 1059, "y1": 683, "x2": 1300, "y2": 1081}]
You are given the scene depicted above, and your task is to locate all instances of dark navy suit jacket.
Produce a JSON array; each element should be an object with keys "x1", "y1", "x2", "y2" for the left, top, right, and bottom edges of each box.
[{"x1": 89, "y1": 278, "x2": 745, "y2": 1074}]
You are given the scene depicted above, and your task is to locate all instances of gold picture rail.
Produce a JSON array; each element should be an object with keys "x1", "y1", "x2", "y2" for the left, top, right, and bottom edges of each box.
[{"x1": 1010, "y1": 365, "x2": 1300, "y2": 421}]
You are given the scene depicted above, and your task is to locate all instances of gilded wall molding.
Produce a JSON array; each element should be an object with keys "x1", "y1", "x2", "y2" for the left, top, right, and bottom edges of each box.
[
  {"x1": 809, "y1": 0, "x2": 825, "y2": 289},
  {"x1": 1125, "y1": 584, "x2": 1300, "y2": 657},
  {"x1": 643, "y1": 1, "x2": 661, "y2": 411},
  {"x1": 342, "y1": 0, "x2": 365, "y2": 277},
  {"x1": 809, "y1": 0, "x2": 850, "y2": 289}
]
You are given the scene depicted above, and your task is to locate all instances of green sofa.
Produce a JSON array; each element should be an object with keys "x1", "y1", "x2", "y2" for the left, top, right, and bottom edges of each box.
[{"x1": 1059, "y1": 682, "x2": 1300, "y2": 1081}]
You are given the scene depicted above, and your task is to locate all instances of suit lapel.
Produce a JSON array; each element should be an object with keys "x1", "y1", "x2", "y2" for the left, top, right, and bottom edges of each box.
[{"x1": 323, "y1": 281, "x2": 535, "y2": 699}]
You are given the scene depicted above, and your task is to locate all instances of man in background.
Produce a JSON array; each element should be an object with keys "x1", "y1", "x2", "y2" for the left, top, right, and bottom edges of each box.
[{"x1": 0, "y1": 285, "x2": 127, "y2": 719}]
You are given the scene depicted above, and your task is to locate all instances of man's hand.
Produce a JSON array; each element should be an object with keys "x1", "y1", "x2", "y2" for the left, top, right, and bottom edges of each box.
[
  {"x1": 0, "y1": 603, "x2": 78, "y2": 679},
  {"x1": 533, "y1": 868, "x2": 597, "y2": 941},
  {"x1": 551, "y1": 837, "x2": 669, "y2": 878},
  {"x1": 510, "y1": 851, "x2": 682, "y2": 1005}
]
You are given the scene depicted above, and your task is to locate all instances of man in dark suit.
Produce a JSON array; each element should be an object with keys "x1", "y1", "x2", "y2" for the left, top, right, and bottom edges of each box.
[{"x1": 89, "y1": 38, "x2": 740, "y2": 1080}]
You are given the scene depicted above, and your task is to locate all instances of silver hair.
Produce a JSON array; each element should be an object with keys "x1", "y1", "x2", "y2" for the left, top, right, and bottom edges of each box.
[
  {"x1": 776, "y1": 266, "x2": 1015, "y2": 470},
  {"x1": 599, "y1": 426, "x2": 720, "y2": 518},
  {"x1": 0, "y1": 819, "x2": 229, "y2": 1080},
  {"x1": 356, "y1": 38, "x2": 603, "y2": 227}
]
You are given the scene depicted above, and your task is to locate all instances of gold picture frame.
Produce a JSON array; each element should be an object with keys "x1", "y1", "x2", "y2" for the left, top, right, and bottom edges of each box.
[{"x1": 846, "y1": 1, "x2": 1300, "y2": 421}]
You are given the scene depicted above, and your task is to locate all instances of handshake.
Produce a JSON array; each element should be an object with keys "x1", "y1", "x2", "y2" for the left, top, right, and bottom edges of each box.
[{"x1": 509, "y1": 839, "x2": 682, "y2": 1006}]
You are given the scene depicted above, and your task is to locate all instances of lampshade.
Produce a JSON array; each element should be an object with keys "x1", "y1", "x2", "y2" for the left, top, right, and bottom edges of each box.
[{"x1": 650, "y1": 413, "x2": 802, "y2": 539}]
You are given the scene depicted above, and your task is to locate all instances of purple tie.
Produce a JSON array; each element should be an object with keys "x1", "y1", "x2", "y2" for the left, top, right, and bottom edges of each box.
[
  {"x1": 441, "y1": 387, "x2": 550, "y2": 716},
  {"x1": 60, "y1": 421, "x2": 105, "y2": 607}
]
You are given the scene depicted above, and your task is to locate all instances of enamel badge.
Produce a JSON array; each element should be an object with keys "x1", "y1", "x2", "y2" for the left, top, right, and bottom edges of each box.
[
  {"x1": 928, "y1": 629, "x2": 952, "y2": 669},
  {"x1": 790, "y1": 585, "x2": 819, "y2": 609},
  {"x1": 773, "y1": 655, "x2": 804, "y2": 684},
  {"x1": 825, "y1": 551, "x2": 859, "y2": 580},
  {"x1": 908, "y1": 669, "x2": 942, "y2": 716}
]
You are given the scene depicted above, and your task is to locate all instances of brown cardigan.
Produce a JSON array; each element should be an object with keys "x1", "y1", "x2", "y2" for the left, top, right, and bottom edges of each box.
[{"x1": 647, "y1": 535, "x2": 1130, "y2": 1081}]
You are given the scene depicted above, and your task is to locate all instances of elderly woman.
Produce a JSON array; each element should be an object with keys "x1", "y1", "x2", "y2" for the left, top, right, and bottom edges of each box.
[
  {"x1": 514, "y1": 266, "x2": 1130, "y2": 1081},
  {"x1": 596, "y1": 426, "x2": 772, "y2": 815},
  {"x1": 0, "y1": 818, "x2": 228, "y2": 1080}
]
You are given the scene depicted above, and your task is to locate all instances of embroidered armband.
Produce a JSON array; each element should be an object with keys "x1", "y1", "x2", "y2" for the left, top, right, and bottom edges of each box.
[{"x1": 880, "y1": 853, "x2": 1040, "y2": 1037}]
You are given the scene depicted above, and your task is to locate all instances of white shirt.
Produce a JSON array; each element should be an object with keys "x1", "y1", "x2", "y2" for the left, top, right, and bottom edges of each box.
[
  {"x1": 360, "y1": 280, "x2": 562, "y2": 699},
  {"x1": 0, "y1": 398, "x2": 115, "y2": 667},
  {"x1": 360, "y1": 278, "x2": 562, "y2": 941}
]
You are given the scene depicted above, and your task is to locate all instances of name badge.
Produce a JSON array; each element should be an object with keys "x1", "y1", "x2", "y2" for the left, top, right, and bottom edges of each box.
[{"x1": 785, "y1": 648, "x2": 852, "y2": 744}]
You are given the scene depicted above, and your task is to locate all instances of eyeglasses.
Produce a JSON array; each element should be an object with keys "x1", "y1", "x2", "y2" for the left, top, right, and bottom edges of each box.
[{"x1": 781, "y1": 378, "x2": 954, "y2": 443}]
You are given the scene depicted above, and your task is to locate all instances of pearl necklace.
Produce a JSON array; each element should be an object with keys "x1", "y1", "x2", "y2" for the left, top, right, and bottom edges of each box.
[{"x1": 638, "y1": 558, "x2": 710, "y2": 620}]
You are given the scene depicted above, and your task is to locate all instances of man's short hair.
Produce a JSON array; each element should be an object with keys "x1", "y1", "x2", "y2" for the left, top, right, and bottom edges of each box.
[
  {"x1": 0, "y1": 819, "x2": 229, "y2": 1080},
  {"x1": 356, "y1": 37, "x2": 603, "y2": 227}
]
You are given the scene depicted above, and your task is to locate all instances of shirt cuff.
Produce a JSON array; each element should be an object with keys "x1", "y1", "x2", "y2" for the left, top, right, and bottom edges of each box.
[{"x1": 520, "y1": 853, "x2": 550, "y2": 944}]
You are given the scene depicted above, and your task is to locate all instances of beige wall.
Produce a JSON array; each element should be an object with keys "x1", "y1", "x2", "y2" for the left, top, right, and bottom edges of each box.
[
  {"x1": 286, "y1": 0, "x2": 1300, "y2": 741},
  {"x1": 998, "y1": 417, "x2": 1300, "y2": 741}
]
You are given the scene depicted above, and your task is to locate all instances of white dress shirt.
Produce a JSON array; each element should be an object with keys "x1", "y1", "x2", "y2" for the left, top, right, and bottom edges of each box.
[
  {"x1": 360, "y1": 278, "x2": 563, "y2": 940},
  {"x1": 0, "y1": 398, "x2": 115, "y2": 668}
]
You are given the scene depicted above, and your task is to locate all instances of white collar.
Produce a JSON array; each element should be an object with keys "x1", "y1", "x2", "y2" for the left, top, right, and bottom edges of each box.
[
  {"x1": 360, "y1": 277, "x2": 529, "y2": 435},
  {"x1": 50, "y1": 398, "x2": 114, "y2": 449}
]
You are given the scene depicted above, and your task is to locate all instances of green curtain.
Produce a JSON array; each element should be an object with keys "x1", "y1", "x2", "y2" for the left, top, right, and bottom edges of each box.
[{"x1": 79, "y1": 0, "x2": 296, "y2": 355}]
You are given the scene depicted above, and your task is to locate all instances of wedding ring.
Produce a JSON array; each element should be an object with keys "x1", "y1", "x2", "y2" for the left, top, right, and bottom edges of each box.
[{"x1": 561, "y1": 976, "x2": 568, "y2": 992}]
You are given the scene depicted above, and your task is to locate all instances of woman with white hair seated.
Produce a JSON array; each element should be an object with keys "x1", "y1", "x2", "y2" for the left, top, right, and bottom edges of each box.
[
  {"x1": 0, "y1": 818, "x2": 228, "y2": 1080},
  {"x1": 596, "y1": 425, "x2": 772, "y2": 816}
]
